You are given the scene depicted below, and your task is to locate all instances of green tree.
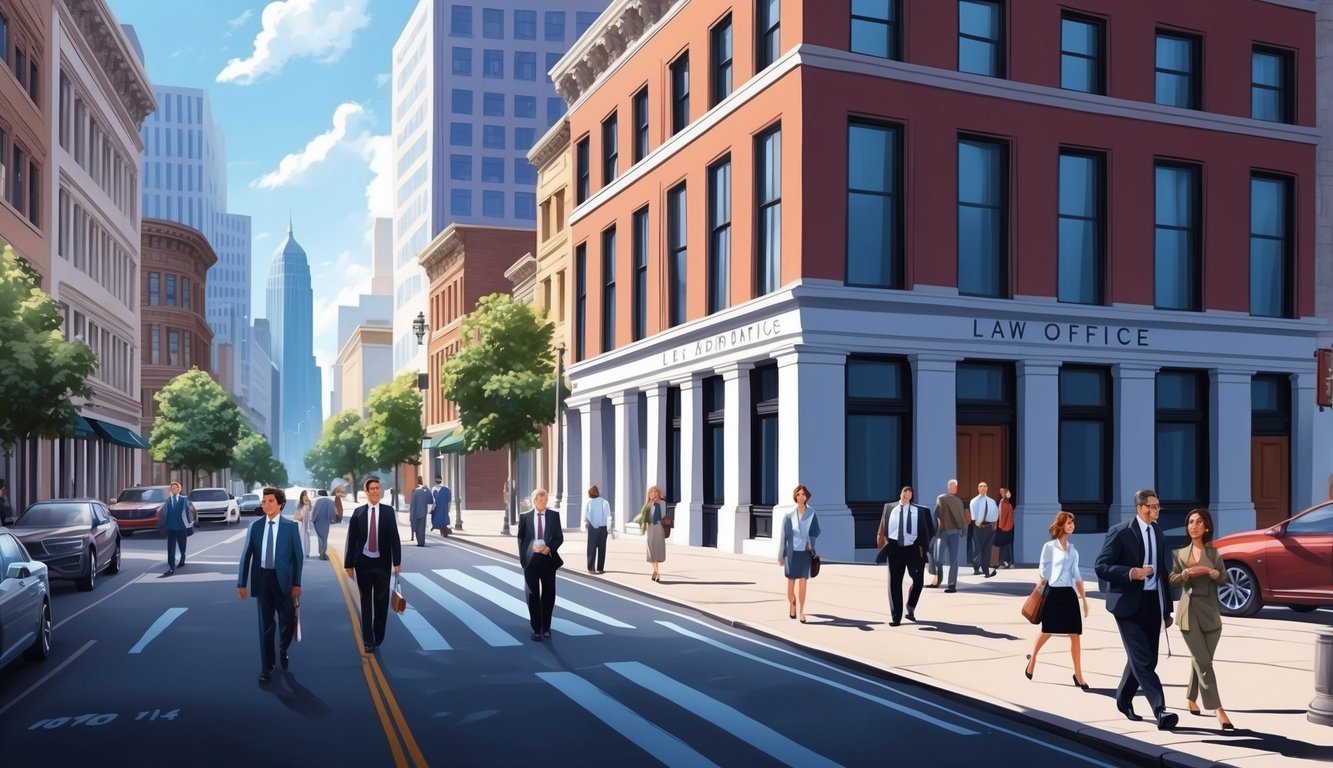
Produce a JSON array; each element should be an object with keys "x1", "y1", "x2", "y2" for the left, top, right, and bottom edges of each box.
[
  {"x1": 441, "y1": 293, "x2": 561, "y2": 531},
  {"x1": 306, "y1": 409, "x2": 374, "y2": 491},
  {"x1": 0, "y1": 245, "x2": 98, "y2": 508},
  {"x1": 149, "y1": 368, "x2": 244, "y2": 486},
  {"x1": 363, "y1": 372, "x2": 425, "y2": 508},
  {"x1": 232, "y1": 426, "x2": 287, "y2": 489}
]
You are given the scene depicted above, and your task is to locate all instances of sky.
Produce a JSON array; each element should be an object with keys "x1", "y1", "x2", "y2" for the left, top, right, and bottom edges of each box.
[{"x1": 107, "y1": 0, "x2": 418, "y2": 417}]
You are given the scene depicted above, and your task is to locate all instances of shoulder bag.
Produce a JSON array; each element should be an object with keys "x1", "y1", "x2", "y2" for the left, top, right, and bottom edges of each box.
[
  {"x1": 661, "y1": 515, "x2": 673, "y2": 538},
  {"x1": 391, "y1": 574, "x2": 407, "y2": 614},
  {"x1": 809, "y1": 550, "x2": 821, "y2": 578},
  {"x1": 1020, "y1": 584, "x2": 1047, "y2": 624}
]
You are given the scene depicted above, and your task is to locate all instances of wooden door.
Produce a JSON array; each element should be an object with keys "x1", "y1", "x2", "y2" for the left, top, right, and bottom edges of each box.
[
  {"x1": 1251, "y1": 436, "x2": 1289, "y2": 529},
  {"x1": 957, "y1": 425, "x2": 1010, "y2": 566}
]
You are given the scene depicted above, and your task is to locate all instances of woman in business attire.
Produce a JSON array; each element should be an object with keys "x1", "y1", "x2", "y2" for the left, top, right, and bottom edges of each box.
[
  {"x1": 295, "y1": 490, "x2": 313, "y2": 558},
  {"x1": 1025, "y1": 511, "x2": 1090, "y2": 688},
  {"x1": 778, "y1": 484, "x2": 820, "y2": 623},
  {"x1": 638, "y1": 485, "x2": 668, "y2": 582},
  {"x1": 1170, "y1": 507, "x2": 1234, "y2": 730},
  {"x1": 995, "y1": 487, "x2": 1016, "y2": 568}
]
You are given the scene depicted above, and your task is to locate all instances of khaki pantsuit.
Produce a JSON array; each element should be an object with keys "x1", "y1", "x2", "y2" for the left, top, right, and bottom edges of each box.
[{"x1": 1169, "y1": 544, "x2": 1229, "y2": 710}]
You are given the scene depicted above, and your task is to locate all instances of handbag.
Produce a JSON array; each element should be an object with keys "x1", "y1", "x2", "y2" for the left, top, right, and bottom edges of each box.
[
  {"x1": 809, "y1": 550, "x2": 821, "y2": 578},
  {"x1": 391, "y1": 575, "x2": 407, "y2": 614},
  {"x1": 661, "y1": 517, "x2": 673, "y2": 538},
  {"x1": 1020, "y1": 584, "x2": 1048, "y2": 624}
]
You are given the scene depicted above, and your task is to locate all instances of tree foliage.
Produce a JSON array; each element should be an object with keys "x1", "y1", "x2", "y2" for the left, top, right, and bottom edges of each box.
[
  {"x1": 231, "y1": 426, "x2": 287, "y2": 488},
  {"x1": 305, "y1": 409, "x2": 375, "y2": 490},
  {"x1": 149, "y1": 368, "x2": 244, "y2": 484},
  {"x1": 0, "y1": 244, "x2": 98, "y2": 456},
  {"x1": 363, "y1": 373, "x2": 424, "y2": 470}
]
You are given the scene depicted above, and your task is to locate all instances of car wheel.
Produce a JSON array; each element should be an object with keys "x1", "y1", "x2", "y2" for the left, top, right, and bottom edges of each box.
[
  {"x1": 24, "y1": 601, "x2": 51, "y2": 661},
  {"x1": 1290, "y1": 605, "x2": 1319, "y2": 613},
  {"x1": 77, "y1": 548, "x2": 97, "y2": 592},
  {"x1": 106, "y1": 537, "x2": 122, "y2": 575},
  {"x1": 1218, "y1": 562, "x2": 1262, "y2": 617}
]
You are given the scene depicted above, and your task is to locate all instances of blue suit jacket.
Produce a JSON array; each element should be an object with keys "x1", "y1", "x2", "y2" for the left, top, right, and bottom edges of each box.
[
  {"x1": 431, "y1": 485, "x2": 452, "y2": 528},
  {"x1": 238, "y1": 516, "x2": 304, "y2": 596},
  {"x1": 1094, "y1": 517, "x2": 1174, "y2": 622},
  {"x1": 164, "y1": 495, "x2": 192, "y2": 531}
]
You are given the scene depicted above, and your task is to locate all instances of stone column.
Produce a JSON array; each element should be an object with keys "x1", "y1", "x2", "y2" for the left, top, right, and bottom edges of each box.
[
  {"x1": 611, "y1": 389, "x2": 643, "y2": 535},
  {"x1": 1293, "y1": 370, "x2": 1326, "y2": 512},
  {"x1": 642, "y1": 382, "x2": 668, "y2": 499},
  {"x1": 673, "y1": 373, "x2": 704, "y2": 546},
  {"x1": 1113, "y1": 363, "x2": 1159, "y2": 525},
  {"x1": 1016, "y1": 360, "x2": 1060, "y2": 565},
  {"x1": 910, "y1": 354, "x2": 959, "y2": 498},
  {"x1": 1211, "y1": 368, "x2": 1256, "y2": 536},
  {"x1": 717, "y1": 361, "x2": 754, "y2": 554}
]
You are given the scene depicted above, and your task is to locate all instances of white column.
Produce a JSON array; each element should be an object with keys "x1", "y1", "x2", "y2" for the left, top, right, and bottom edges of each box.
[
  {"x1": 1015, "y1": 360, "x2": 1060, "y2": 565},
  {"x1": 911, "y1": 354, "x2": 959, "y2": 495},
  {"x1": 563, "y1": 398, "x2": 590, "y2": 527},
  {"x1": 1295, "y1": 370, "x2": 1328, "y2": 511},
  {"x1": 1211, "y1": 369, "x2": 1256, "y2": 536},
  {"x1": 611, "y1": 389, "x2": 643, "y2": 536},
  {"x1": 642, "y1": 383, "x2": 668, "y2": 494},
  {"x1": 1113, "y1": 363, "x2": 1158, "y2": 525},
  {"x1": 717, "y1": 361, "x2": 754, "y2": 554},
  {"x1": 674, "y1": 373, "x2": 704, "y2": 546},
  {"x1": 774, "y1": 346, "x2": 852, "y2": 560}
]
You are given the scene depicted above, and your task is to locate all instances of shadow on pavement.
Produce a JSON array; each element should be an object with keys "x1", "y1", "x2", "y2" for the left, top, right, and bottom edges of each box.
[
  {"x1": 270, "y1": 671, "x2": 333, "y2": 719},
  {"x1": 1196, "y1": 730, "x2": 1333, "y2": 762},
  {"x1": 803, "y1": 614, "x2": 885, "y2": 631},
  {"x1": 655, "y1": 580, "x2": 754, "y2": 587},
  {"x1": 912, "y1": 620, "x2": 1021, "y2": 641}
]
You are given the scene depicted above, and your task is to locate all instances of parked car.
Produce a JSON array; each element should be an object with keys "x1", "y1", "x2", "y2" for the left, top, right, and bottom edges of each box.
[
  {"x1": 10, "y1": 500, "x2": 121, "y2": 592},
  {"x1": 1214, "y1": 501, "x2": 1333, "y2": 617},
  {"x1": 188, "y1": 488, "x2": 239, "y2": 525},
  {"x1": 108, "y1": 486, "x2": 172, "y2": 535},
  {"x1": 0, "y1": 530, "x2": 51, "y2": 668},
  {"x1": 237, "y1": 493, "x2": 262, "y2": 515}
]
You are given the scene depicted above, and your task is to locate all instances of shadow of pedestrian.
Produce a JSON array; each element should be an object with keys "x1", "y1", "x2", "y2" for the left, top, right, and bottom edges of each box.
[
  {"x1": 1194, "y1": 730, "x2": 1333, "y2": 762},
  {"x1": 802, "y1": 614, "x2": 883, "y2": 631},
  {"x1": 269, "y1": 671, "x2": 333, "y2": 719},
  {"x1": 655, "y1": 580, "x2": 754, "y2": 587},
  {"x1": 913, "y1": 620, "x2": 1021, "y2": 640}
]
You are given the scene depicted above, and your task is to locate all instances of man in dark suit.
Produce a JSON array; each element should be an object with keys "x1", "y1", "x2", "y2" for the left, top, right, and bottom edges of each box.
[
  {"x1": 876, "y1": 486, "x2": 935, "y2": 626},
  {"x1": 237, "y1": 487, "x2": 303, "y2": 684},
  {"x1": 344, "y1": 476, "x2": 402, "y2": 653},
  {"x1": 409, "y1": 478, "x2": 432, "y2": 546},
  {"x1": 516, "y1": 488, "x2": 563, "y2": 641},
  {"x1": 1095, "y1": 488, "x2": 1178, "y2": 730},
  {"x1": 163, "y1": 481, "x2": 194, "y2": 575},
  {"x1": 431, "y1": 481, "x2": 452, "y2": 536}
]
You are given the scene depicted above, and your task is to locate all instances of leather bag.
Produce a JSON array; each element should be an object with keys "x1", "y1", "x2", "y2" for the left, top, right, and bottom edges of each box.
[
  {"x1": 661, "y1": 517, "x2": 673, "y2": 538},
  {"x1": 809, "y1": 551, "x2": 821, "y2": 578},
  {"x1": 1020, "y1": 584, "x2": 1048, "y2": 624},
  {"x1": 391, "y1": 575, "x2": 407, "y2": 614}
]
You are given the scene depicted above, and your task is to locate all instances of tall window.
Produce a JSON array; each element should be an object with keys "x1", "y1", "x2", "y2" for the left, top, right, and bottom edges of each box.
[
  {"x1": 1155, "y1": 32, "x2": 1200, "y2": 109},
  {"x1": 450, "y1": 154, "x2": 472, "y2": 180},
  {"x1": 545, "y1": 11, "x2": 565, "y2": 42},
  {"x1": 1252, "y1": 47, "x2": 1293, "y2": 123},
  {"x1": 667, "y1": 386, "x2": 682, "y2": 506},
  {"x1": 575, "y1": 136, "x2": 590, "y2": 203},
  {"x1": 450, "y1": 4, "x2": 472, "y2": 36},
  {"x1": 1057, "y1": 150, "x2": 1104, "y2": 304},
  {"x1": 1251, "y1": 174, "x2": 1292, "y2": 318},
  {"x1": 701, "y1": 375, "x2": 725, "y2": 548},
  {"x1": 756, "y1": 125, "x2": 782, "y2": 296},
  {"x1": 667, "y1": 183, "x2": 688, "y2": 327},
  {"x1": 514, "y1": 10, "x2": 536, "y2": 39},
  {"x1": 483, "y1": 49, "x2": 503, "y2": 78},
  {"x1": 1060, "y1": 14, "x2": 1104, "y2": 94},
  {"x1": 756, "y1": 0, "x2": 780, "y2": 70},
  {"x1": 483, "y1": 8, "x2": 503, "y2": 39},
  {"x1": 847, "y1": 121, "x2": 901, "y2": 288},
  {"x1": 574, "y1": 244, "x2": 587, "y2": 360},
  {"x1": 601, "y1": 112, "x2": 618, "y2": 185},
  {"x1": 711, "y1": 15, "x2": 733, "y2": 106},
  {"x1": 846, "y1": 356, "x2": 911, "y2": 548},
  {"x1": 632, "y1": 207, "x2": 648, "y2": 341},
  {"x1": 1154, "y1": 163, "x2": 1200, "y2": 311},
  {"x1": 1059, "y1": 366, "x2": 1112, "y2": 532},
  {"x1": 1156, "y1": 370, "x2": 1208, "y2": 532},
  {"x1": 165, "y1": 274, "x2": 176, "y2": 306},
  {"x1": 957, "y1": 137, "x2": 1008, "y2": 297},
  {"x1": 708, "y1": 156, "x2": 732, "y2": 314},
  {"x1": 959, "y1": 0, "x2": 1004, "y2": 77},
  {"x1": 671, "y1": 53, "x2": 691, "y2": 135},
  {"x1": 632, "y1": 87, "x2": 649, "y2": 162},
  {"x1": 149, "y1": 272, "x2": 159, "y2": 306},
  {"x1": 850, "y1": 0, "x2": 900, "y2": 60},
  {"x1": 750, "y1": 365, "x2": 780, "y2": 538},
  {"x1": 601, "y1": 228, "x2": 617, "y2": 353},
  {"x1": 452, "y1": 47, "x2": 471, "y2": 75}
]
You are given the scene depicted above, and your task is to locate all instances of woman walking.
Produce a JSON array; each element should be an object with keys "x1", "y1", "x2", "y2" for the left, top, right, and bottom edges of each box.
[
  {"x1": 1170, "y1": 508, "x2": 1234, "y2": 730},
  {"x1": 995, "y1": 487, "x2": 1015, "y2": 568},
  {"x1": 295, "y1": 490, "x2": 313, "y2": 558},
  {"x1": 637, "y1": 485, "x2": 669, "y2": 582},
  {"x1": 1025, "y1": 511, "x2": 1090, "y2": 688},
  {"x1": 778, "y1": 484, "x2": 820, "y2": 623}
]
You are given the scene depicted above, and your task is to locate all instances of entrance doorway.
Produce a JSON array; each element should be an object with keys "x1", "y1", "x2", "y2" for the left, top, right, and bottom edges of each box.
[{"x1": 1251, "y1": 436, "x2": 1289, "y2": 529}]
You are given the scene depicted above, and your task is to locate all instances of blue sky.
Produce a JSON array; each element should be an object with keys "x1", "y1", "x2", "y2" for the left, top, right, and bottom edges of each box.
[{"x1": 107, "y1": 0, "x2": 417, "y2": 413}]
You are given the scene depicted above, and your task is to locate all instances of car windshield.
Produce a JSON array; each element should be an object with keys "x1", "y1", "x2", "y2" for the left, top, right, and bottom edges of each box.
[
  {"x1": 16, "y1": 503, "x2": 93, "y2": 527},
  {"x1": 118, "y1": 488, "x2": 164, "y2": 503},
  {"x1": 240, "y1": 494, "x2": 259, "y2": 502},
  {"x1": 189, "y1": 489, "x2": 229, "y2": 502}
]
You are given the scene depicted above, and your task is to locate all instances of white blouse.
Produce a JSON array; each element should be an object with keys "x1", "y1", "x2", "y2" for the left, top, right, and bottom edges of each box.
[{"x1": 1038, "y1": 539, "x2": 1082, "y2": 587}]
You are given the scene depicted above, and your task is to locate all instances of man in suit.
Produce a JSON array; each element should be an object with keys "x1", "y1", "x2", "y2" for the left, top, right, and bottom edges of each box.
[
  {"x1": 310, "y1": 490, "x2": 335, "y2": 560},
  {"x1": 431, "y1": 481, "x2": 452, "y2": 536},
  {"x1": 877, "y1": 486, "x2": 935, "y2": 626},
  {"x1": 163, "y1": 482, "x2": 194, "y2": 575},
  {"x1": 344, "y1": 476, "x2": 402, "y2": 653},
  {"x1": 516, "y1": 488, "x2": 563, "y2": 641},
  {"x1": 970, "y1": 482, "x2": 998, "y2": 577},
  {"x1": 1095, "y1": 488, "x2": 1178, "y2": 731},
  {"x1": 409, "y1": 477, "x2": 432, "y2": 547},
  {"x1": 237, "y1": 487, "x2": 303, "y2": 684}
]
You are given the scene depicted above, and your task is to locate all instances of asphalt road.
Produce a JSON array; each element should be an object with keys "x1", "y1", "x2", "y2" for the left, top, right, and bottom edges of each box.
[{"x1": 0, "y1": 523, "x2": 1143, "y2": 767}]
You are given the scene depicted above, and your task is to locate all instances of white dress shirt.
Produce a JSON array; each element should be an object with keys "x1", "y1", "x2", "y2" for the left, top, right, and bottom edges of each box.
[
  {"x1": 362, "y1": 504, "x2": 381, "y2": 558},
  {"x1": 1039, "y1": 540, "x2": 1081, "y2": 587},
  {"x1": 1137, "y1": 518, "x2": 1158, "y2": 591},
  {"x1": 886, "y1": 504, "x2": 918, "y2": 546},
  {"x1": 970, "y1": 495, "x2": 996, "y2": 525}
]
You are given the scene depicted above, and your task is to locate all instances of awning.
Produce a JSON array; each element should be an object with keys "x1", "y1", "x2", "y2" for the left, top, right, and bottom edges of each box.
[
  {"x1": 437, "y1": 432, "x2": 468, "y2": 455},
  {"x1": 72, "y1": 414, "x2": 96, "y2": 438},
  {"x1": 89, "y1": 418, "x2": 151, "y2": 450}
]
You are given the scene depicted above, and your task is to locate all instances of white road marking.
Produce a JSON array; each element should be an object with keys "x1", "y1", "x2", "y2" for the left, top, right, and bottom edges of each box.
[
  {"x1": 538, "y1": 671, "x2": 719, "y2": 768},
  {"x1": 400, "y1": 572, "x2": 519, "y2": 647},
  {"x1": 135, "y1": 573, "x2": 235, "y2": 584},
  {"x1": 0, "y1": 640, "x2": 96, "y2": 717},
  {"x1": 475, "y1": 565, "x2": 635, "y2": 629},
  {"x1": 397, "y1": 607, "x2": 451, "y2": 651},
  {"x1": 129, "y1": 608, "x2": 188, "y2": 653},
  {"x1": 435, "y1": 568, "x2": 599, "y2": 636}
]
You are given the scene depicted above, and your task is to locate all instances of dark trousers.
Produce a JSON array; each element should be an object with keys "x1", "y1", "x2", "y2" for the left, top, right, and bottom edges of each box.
[
  {"x1": 355, "y1": 563, "x2": 392, "y2": 646},
  {"x1": 887, "y1": 544, "x2": 925, "y2": 621},
  {"x1": 411, "y1": 516, "x2": 427, "y2": 546},
  {"x1": 166, "y1": 529, "x2": 188, "y2": 567},
  {"x1": 255, "y1": 569, "x2": 295, "y2": 672},
  {"x1": 524, "y1": 563, "x2": 557, "y2": 633},
  {"x1": 1114, "y1": 592, "x2": 1167, "y2": 715},
  {"x1": 971, "y1": 524, "x2": 996, "y2": 571},
  {"x1": 586, "y1": 526, "x2": 607, "y2": 571}
]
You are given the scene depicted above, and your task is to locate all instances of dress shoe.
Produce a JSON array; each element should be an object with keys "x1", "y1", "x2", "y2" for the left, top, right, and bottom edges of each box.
[
  {"x1": 890, "y1": 620, "x2": 901, "y2": 627},
  {"x1": 1117, "y1": 703, "x2": 1143, "y2": 722},
  {"x1": 320, "y1": 554, "x2": 328, "y2": 560},
  {"x1": 259, "y1": 669, "x2": 272, "y2": 684},
  {"x1": 944, "y1": 586, "x2": 957, "y2": 593},
  {"x1": 280, "y1": 652, "x2": 289, "y2": 670},
  {"x1": 1072, "y1": 675, "x2": 1089, "y2": 690},
  {"x1": 530, "y1": 632, "x2": 543, "y2": 641},
  {"x1": 178, "y1": 559, "x2": 185, "y2": 567},
  {"x1": 985, "y1": 570, "x2": 996, "y2": 578},
  {"x1": 165, "y1": 568, "x2": 175, "y2": 576},
  {"x1": 973, "y1": 568, "x2": 982, "y2": 575},
  {"x1": 1156, "y1": 711, "x2": 1179, "y2": 731},
  {"x1": 542, "y1": 630, "x2": 552, "y2": 639},
  {"x1": 925, "y1": 582, "x2": 939, "y2": 588},
  {"x1": 905, "y1": 607, "x2": 916, "y2": 622},
  {"x1": 596, "y1": 570, "x2": 605, "y2": 575}
]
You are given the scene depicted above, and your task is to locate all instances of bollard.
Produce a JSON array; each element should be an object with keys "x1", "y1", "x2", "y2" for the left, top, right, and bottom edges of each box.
[{"x1": 1311, "y1": 627, "x2": 1333, "y2": 726}]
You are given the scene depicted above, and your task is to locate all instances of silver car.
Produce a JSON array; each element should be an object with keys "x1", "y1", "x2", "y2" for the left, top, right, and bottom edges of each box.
[
  {"x1": 187, "y1": 488, "x2": 240, "y2": 524},
  {"x1": 0, "y1": 530, "x2": 51, "y2": 668}
]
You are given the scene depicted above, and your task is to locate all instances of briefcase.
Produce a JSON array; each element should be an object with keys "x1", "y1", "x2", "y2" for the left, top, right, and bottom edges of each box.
[
  {"x1": 809, "y1": 550, "x2": 821, "y2": 578},
  {"x1": 391, "y1": 575, "x2": 407, "y2": 614}
]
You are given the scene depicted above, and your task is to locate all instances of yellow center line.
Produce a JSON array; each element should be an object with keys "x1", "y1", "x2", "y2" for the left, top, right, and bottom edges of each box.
[{"x1": 329, "y1": 548, "x2": 426, "y2": 768}]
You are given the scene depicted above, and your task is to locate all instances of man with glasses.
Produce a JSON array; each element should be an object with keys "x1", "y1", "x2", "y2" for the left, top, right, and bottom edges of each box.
[{"x1": 1095, "y1": 488, "x2": 1177, "y2": 730}]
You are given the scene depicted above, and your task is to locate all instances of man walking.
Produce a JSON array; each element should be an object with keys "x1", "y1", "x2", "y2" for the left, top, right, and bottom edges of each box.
[
  {"x1": 310, "y1": 490, "x2": 335, "y2": 560},
  {"x1": 583, "y1": 484, "x2": 611, "y2": 574},
  {"x1": 431, "y1": 480, "x2": 452, "y2": 536},
  {"x1": 344, "y1": 477, "x2": 402, "y2": 653},
  {"x1": 163, "y1": 482, "x2": 193, "y2": 575},
  {"x1": 970, "y1": 482, "x2": 998, "y2": 577},
  {"x1": 409, "y1": 477, "x2": 432, "y2": 547},
  {"x1": 517, "y1": 488, "x2": 563, "y2": 641},
  {"x1": 1095, "y1": 488, "x2": 1178, "y2": 730},
  {"x1": 237, "y1": 487, "x2": 303, "y2": 683},
  {"x1": 931, "y1": 479, "x2": 969, "y2": 592},
  {"x1": 877, "y1": 486, "x2": 934, "y2": 626}
]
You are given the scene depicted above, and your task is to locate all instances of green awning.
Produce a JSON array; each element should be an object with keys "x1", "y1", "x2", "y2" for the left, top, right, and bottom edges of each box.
[
  {"x1": 90, "y1": 418, "x2": 151, "y2": 449},
  {"x1": 437, "y1": 432, "x2": 467, "y2": 455}
]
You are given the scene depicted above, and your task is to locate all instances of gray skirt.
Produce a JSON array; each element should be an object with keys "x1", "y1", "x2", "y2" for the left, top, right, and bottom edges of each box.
[
  {"x1": 784, "y1": 550, "x2": 812, "y2": 579},
  {"x1": 645, "y1": 521, "x2": 666, "y2": 562}
]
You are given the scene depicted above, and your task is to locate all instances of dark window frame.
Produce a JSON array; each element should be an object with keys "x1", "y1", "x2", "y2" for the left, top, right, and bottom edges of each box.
[
  {"x1": 845, "y1": 355, "x2": 913, "y2": 549},
  {"x1": 575, "y1": 135, "x2": 590, "y2": 204},
  {"x1": 667, "y1": 182, "x2": 688, "y2": 327},
  {"x1": 1249, "y1": 172, "x2": 1294, "y2": 318},
  {"x1": 632, "y1": 206, "x2": 648, "y2": 341},
  {"x1": 750, "y1": 363, "x2": 780, "y2": 538},
  {"x1": 1251, "y1": 45, "x2": 1294, "y2": 124},
  {"x1": 1057, "y1": 149, "x2": 1105, "y2": 305},
  {"x1": 755, "y1": 124, "x2": 782, "y2": 296},
  {"x1": 574, "y1": 243, "x2": 587, "y2": 360},
  {"x1": 601, "y1": 227, "x2": 616, "y2": 353},
  {"x1": 1059, "y1": 12, "x2": 1105, "y2": 95},
  {"x1": 711, "y1": 15, "x2": 733, "y2": 106},
  {"x1": 632, "y1": 86, "x2": 649, "y2": 162},
  {"x1": 756, "y1": 0, "x2": 780, "y2": 70},
  {"x1": 850, "y1": 0, "x2": 901, "y2": 61},
  {"x1": 707, "y1": 155, "x2": 732, "y2": 315},
  {"x1": 958, "y1": 0, "x2": 1005, "y2": 78},
  {"x1": 670, "y1": 52, "x2": 691, "y2": 135},
  {"x1": 1153, "y1": 161, "x2": 1201, "y2": 311},
  {"x1": 847, "y1": 120, "x2": 903, "y2": 289},
  {"x1": 1058, "y1": 365, "x2": 1112, "y2": 532},
  {"x1": 1154, "y1": 369, "x2": 1209, "y2": 534},
  {"x1": 957, "y1": 135, "x2": 1010, "y2": 298},
  {"x1": 1155, "y1": 30, "x2": 1201, "y2": 110},
  {"x1": 601, "y1": 111, "x2": 618, "y2": 185}
]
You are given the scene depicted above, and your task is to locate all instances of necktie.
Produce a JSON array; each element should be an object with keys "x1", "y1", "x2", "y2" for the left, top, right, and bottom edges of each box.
[
  {"x1": 897, "y1": 505, "x2": 906, "y2": 542},
  {"x1": 369, "y1": 506, "x2": 378, "y2": 554},
  {"x1": 264, "y1": 521, "x2": 275, "y2": 568},
  {"x1": 537, "y1": 510, "x2": 543, "y2": 540}
]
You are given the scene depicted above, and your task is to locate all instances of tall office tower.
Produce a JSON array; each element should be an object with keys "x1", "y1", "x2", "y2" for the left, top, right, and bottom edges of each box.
[
  {"x1": 266, "y1": 222, "x2": 322, "y2": 482},
  {"x1": 389, "y1": 0, "x2": 610, "y2": 374}
]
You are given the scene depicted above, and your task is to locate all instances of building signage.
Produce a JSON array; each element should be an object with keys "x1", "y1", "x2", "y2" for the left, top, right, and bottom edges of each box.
[
  {"x1": 661, "y1": 319, "x2": 783, "y2": 365},
  {"x1": 972, "y1": 319, "x2": 1150, "y2": 347}
]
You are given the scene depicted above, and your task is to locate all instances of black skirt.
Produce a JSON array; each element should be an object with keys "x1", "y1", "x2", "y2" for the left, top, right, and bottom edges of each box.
[{"x1": 1041, "y1": 585, "x2": 1082, "y2": 635}]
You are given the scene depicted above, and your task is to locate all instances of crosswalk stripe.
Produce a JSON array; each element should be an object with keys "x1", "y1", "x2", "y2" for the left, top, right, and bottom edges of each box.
[
  {"x1": 475, "y1": 565, "x2": 635, "y2": 629},
  {"x1": 607, "y1": 661, "x2": 843, "y2": 768},
  {"x1": 401, "y1": 572, "x2": 520, "y2": 647},
  {"x1": 538, "y1": 671, "x2": 720, "y2": 768},
  {"x1": 397, "y1": 607, "x2": 451, "y2": 651},
  {"x1": 129, "y1": 608, "x2": 187, "y2": 654},
  {"x1": 434, "y1": 569, "x2": 599, "y2": 637}
]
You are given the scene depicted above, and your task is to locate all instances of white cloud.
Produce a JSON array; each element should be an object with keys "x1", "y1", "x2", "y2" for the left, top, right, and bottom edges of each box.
[
  {"x1": 251, "y1": 102, "x2": 364, "y2": 189},
  {"x1": 360, "y1": 134, "x2": 392, "y2": 220},
  {"x1": 216, "y1": 0, "x2": 370, "y2": 85},
  {"x1": 227, "y1": 9, "x2": 253, "y2": 29},
  {"x1": 311, "y1": 250, "x2": 372, "y2": 395},
  {"x1": 376, "y1": 72, "x2": 390, "y2": 88}
]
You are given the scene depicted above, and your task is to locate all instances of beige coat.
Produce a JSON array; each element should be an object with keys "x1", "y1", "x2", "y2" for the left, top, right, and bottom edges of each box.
[{"x1": 1168, "y1": 544, "x2": 1229, "y2": 633}]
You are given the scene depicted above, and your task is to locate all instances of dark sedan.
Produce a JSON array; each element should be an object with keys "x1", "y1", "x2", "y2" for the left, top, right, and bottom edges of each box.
[
  {"x1": 1214, "y1": 500, "x2": 1333, "y2": 616},
  {"x1": 11, "y1": 500, "x2": 121, "y2": 592},
  {"x1": 0, "y1": 529, "x2": 51, "y2": 668}
]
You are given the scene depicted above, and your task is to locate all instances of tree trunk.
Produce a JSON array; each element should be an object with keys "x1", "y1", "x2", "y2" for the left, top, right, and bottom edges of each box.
[{"x1": 509, "y1": 443, "x2": 519, "y2": 528}]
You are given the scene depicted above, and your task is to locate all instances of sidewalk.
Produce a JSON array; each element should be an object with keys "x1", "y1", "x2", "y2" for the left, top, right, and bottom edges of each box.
[{"x1": 424, "y1": 508, "x2": 1332, "y2": 768}]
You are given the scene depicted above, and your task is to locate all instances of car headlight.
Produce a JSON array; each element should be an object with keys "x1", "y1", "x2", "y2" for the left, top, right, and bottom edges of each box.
[{"x1": 43, "y1": 539, "x2": 84, "y2": 554}]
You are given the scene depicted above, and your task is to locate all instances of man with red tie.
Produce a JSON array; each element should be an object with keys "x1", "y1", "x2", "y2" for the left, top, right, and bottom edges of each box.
[
  {"x1": 344, "y1": 476, "x2": 402, "y2": 653},
  {"x1": 516, "y1": 488, "x2": 563, "y2": 641}
]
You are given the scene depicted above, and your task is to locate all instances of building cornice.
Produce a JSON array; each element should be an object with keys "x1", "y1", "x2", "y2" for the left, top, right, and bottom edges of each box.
[
  {"x1": 504, "y1": 252, "x2": 539, "y2": 287},
  {"x1": 550, "y1": 0, "x2": 680, "y2": 105},
  {"x1": 64, "y1": 0, "x2": 156, "y2": 124},
  {"x1": 527, "y1": 118, "x2": 570, "y2": 169},
  {"x1": 141, "y1": 217, "x2": 218, "y2": 270},
  {"x1": 418, "y1": 224, "x2": 467, "y2": 281}
]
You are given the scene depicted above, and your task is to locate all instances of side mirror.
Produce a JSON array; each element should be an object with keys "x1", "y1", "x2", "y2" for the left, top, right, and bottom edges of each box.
[
  {"x1": 5, "y1": 562, "x2": 31, "y2": 580},
  {"x1": 1264, "y1": 525, "x2": 1282, "y2": 537}
]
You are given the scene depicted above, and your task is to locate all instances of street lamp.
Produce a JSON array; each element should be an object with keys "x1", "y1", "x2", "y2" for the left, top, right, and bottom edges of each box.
[
  {"x1": 412, "y1": 309, "x2": 428, "y2": 520},
  {"x1": 412, "y1": 310, "x2": 428, "y2": 345}
]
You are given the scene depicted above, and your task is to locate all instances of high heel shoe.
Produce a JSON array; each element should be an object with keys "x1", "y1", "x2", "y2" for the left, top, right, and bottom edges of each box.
[
  {"x1": 1220, "y1": 721, "x2": 1235, "y2": 731},
  {"x1": 1072, "y1": 675, "x2": 1090, "y2": 690},
  {"x1": 789, "y1": 601, "x2": 797, "y2": 620},
  {"x1": 1024, "y1": 661, "x2": 1034, "y2": 680},
  {"x1": 1186, "y1": 701, "x2": 1202, "y2": 716}
]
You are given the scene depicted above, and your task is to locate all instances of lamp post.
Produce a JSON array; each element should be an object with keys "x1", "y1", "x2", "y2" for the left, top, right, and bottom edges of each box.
[
  {"x1": 412, "y1": 310, "x2": 428, "y2": 516},
  {"x1": 554, "y1": 341, "x2": 565, "y2": 511}
]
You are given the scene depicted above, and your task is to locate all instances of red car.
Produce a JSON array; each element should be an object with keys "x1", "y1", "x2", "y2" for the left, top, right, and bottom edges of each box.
[{"x1": 1213, "y1": 501, "x2": 1333, "y2": 617}]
